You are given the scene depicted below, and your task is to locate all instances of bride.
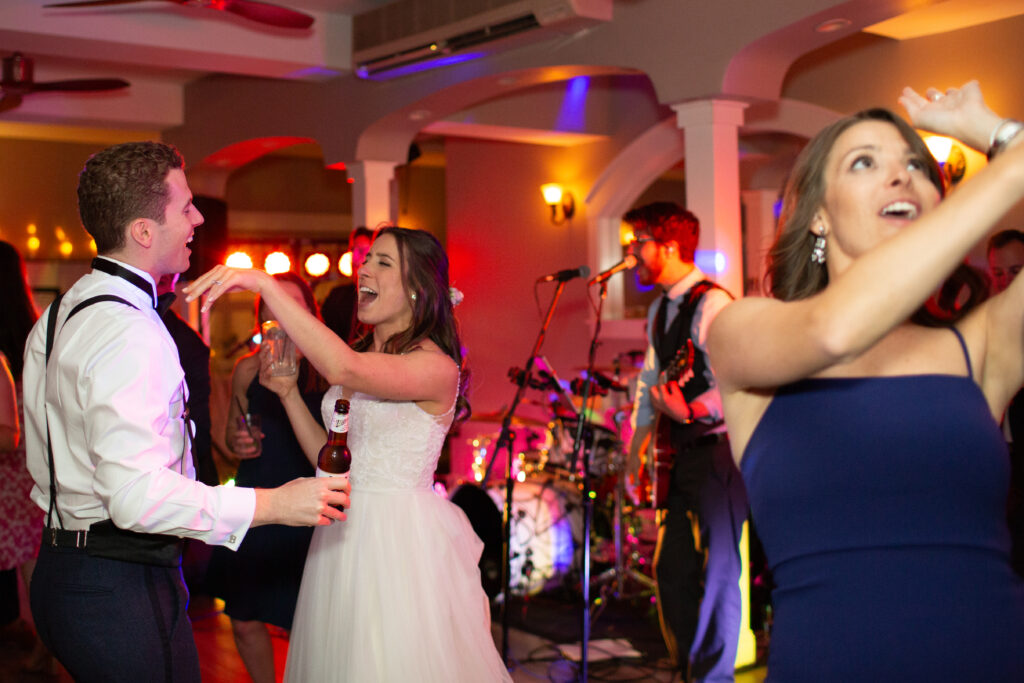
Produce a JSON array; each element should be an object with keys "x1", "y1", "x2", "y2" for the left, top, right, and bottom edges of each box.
[{"x1": 187, "y1": 227, "x2": 511, "y2": 681}]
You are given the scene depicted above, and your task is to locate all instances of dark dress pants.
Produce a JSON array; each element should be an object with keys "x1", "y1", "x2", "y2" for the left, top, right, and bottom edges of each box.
[
  {"x1": 689, "y1": 441, "x2": 748, "y2": 682},
  {"x1": 655, "y1": 439, "x2": 747, "y2": 682},
  {"x1": 30, "y1": 542, "x2": 200, "y2": 683},
  {"x1": 654, "y1": 439, "x2": 714, "y2": 672}
]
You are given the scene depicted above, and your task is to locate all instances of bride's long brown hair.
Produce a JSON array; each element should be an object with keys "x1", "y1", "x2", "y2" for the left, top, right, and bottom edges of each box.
[{"x1": 352, "y1": 226, "x2": 471, "y2": 424}]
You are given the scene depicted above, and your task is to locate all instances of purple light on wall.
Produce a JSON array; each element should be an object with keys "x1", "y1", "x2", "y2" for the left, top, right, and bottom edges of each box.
[
  {"x1": 633, "y1": 271, "x2": 655, "y2": 293},
  {"x1": 695, "y1": 249, "x2": 726, "y2": 274},
  {"x1": 555, "y1": 76, "x2": 590, "y2": 131},
  {"x1": 357, "y1": 52, "x2": 486, "y2": 80}
]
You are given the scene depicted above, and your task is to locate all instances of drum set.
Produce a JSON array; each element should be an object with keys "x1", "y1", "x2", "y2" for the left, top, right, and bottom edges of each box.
[{"x1": 450, "y1": 353, "x2": 657, "y2": 600}]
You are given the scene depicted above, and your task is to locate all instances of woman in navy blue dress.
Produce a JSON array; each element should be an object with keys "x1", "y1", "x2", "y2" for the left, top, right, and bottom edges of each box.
[{"x1": 708, "y1": 82, "x2": 1024, "y2": 681}]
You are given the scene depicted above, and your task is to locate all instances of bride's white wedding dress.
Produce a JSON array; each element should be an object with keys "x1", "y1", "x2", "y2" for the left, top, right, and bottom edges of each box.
[{"x1": 284, "y1": 383, "x2": 512, "y2": 682}]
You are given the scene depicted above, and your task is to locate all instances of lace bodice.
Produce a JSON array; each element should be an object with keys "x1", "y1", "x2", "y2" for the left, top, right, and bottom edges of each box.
[{"x1": 321, "y1": 384, "x2": 455, "y2": 491}]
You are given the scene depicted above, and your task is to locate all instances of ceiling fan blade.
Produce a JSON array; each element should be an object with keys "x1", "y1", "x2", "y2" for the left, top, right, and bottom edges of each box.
[
  {"x1": 221, "y1": 0, "x2": 314, "y2": 29},
  {"x1": 43, "y1": 0, "x2": 148, "y2": 8},
  {"x1": 28, "y1": 79, "x2": 131, "y2": 93},
  {"x1": 0, "y1": 94, "x2": 23, "y2": 114}
]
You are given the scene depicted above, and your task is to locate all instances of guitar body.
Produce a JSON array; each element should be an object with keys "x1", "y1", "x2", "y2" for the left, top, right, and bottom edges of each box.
[
  {"x1": 640, "y1": 338, "x2": 695, "y2": 509},
  {"x1": 648, "y1": 415, "x2": 674, "y2": 508}
]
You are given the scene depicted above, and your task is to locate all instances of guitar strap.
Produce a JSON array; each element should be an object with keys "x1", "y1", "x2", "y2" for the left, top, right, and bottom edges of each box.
[
  {"x1": 654, "y1": 279, "x2": 732, "y2": 444},
  {"x1": 654, "y1": 280, "x2": 723, "y2": 400}
]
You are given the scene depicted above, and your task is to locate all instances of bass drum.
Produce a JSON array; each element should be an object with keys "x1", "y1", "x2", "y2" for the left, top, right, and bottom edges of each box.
[{"x1": 451, "y1": 476, "x2": 583, "y2": 597}]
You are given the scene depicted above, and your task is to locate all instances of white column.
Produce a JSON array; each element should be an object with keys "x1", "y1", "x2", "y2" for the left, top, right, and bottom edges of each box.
[
  {"x1": 671, "y1": 100, "x2": 748, "y2": 297},
  {"x1": 347, "y1": 160, "x2": 398, "y2": 229},
  {"x1": 674, "y1": 99, "x2": 758, "y2": 672},
  {"x1": 741, "y1": 189, "x2": 780, "y2": 296}
]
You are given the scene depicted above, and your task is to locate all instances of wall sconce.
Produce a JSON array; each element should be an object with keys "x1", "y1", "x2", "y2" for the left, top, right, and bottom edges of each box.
[
  {"x1": 541, "y1": 183, "x2": 575, "y2": 224},
  {"x1": 925, "y1": 135, "x2": 966, "y2": 186}
]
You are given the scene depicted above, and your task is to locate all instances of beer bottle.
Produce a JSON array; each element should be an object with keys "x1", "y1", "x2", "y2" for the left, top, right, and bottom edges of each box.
[{"x1": 317, "y1": 398, "x2": 352, "y2": 510}]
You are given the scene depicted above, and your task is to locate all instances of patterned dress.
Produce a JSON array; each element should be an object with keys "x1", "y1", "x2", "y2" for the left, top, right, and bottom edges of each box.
[{"x1": 0, "y1": 355, "x2": 43, "y2": 570}]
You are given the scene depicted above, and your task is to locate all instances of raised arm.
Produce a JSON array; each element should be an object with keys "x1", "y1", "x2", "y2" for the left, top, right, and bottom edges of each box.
[
  {"x1": 184, "y1": 268, "x2": 456, "y2": 406},
  {"x1": 711, "y1": 88, "x2": 1024, "y2": 392}
]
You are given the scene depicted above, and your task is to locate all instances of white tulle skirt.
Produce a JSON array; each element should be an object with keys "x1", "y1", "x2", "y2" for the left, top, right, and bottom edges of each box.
[{"x1": 283, "y1": 486, "x2": 512, "y2": 682}]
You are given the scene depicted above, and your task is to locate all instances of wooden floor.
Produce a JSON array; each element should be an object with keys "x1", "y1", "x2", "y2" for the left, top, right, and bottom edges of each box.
[{"x1": 0, "y1": 587, "x2": 767, "y2": 682}]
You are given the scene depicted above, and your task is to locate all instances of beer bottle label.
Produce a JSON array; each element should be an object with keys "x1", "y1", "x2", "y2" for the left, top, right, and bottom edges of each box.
[
  {"x1": 329, "y1": 411, "x2": 349, "y2": 434},
  {"x1": 316, "y1": 469, "x2": 350, "y2": 481}
]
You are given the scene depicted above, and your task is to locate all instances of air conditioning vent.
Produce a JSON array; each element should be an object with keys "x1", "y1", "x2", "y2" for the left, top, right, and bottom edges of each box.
[{"x1": 353, "y1": 0, "x2": 612, "y2": 80}]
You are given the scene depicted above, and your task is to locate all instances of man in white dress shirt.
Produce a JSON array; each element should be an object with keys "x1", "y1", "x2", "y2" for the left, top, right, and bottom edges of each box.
[{"x1": 22, "y1": 141, "x2": 349, "y2": 682}]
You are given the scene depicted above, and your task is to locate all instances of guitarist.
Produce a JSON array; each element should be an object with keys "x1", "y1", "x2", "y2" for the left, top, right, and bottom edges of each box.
[{"x1": 625, "y1": 202, "x2": 748, "y2": 683}]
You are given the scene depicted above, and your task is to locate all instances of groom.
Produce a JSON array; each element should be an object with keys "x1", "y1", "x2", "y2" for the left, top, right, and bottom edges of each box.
[{"x1": 22, "y1": 141, "x2": 350, "y2": 681}]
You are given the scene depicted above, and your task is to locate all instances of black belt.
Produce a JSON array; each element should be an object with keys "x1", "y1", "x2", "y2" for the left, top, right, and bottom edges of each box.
[
  {"x1": 43, "y1": 522, "x2": 183, "y2": 567},
  {"x1": 45, "y1": 527, "x2": 90, "y2": 548}
]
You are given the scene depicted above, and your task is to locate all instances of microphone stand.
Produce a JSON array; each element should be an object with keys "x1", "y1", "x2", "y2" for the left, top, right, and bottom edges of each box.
[
  {"x1": 565, "y1": 279, "x2": 610, "y2": 681},
  {"x1": 481, "y1": 278, "x2": 570, "y2": 666}
]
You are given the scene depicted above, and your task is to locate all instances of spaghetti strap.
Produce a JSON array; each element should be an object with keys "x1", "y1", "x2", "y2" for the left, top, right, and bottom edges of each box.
[{"x1": 949, "y1": 326, "x2": 973, "y2": 380}]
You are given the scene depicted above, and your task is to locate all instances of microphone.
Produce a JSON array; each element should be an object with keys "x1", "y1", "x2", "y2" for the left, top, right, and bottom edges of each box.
[
  {"x1": 537, "y1": 265, "x2": 591, "y2": 283},
  {"x1": 588, "y1": 254, "x2": 638, "y2": 286}
]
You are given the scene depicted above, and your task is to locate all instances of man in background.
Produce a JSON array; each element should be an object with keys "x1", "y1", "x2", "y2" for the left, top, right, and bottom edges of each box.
[
  {"x1": 320, "y1": 226, "x2": 372, "y2": 342},
  {"x1": 626, "y1": 202, "x2": 747, "y2": 682}
]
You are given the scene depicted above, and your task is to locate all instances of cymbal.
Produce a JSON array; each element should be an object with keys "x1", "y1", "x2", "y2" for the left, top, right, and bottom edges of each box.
[{"x1": 468, "y1": 411, "x2": 551, "y2": 428}]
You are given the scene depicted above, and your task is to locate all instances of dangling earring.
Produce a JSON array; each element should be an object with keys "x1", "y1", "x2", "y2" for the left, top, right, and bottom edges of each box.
[
  {"x1": 810, "y1": 229, "x2": 827, "y2": 265},
  {"x1": 410, "y1": 292, "x2": 417, "y2": 302}
]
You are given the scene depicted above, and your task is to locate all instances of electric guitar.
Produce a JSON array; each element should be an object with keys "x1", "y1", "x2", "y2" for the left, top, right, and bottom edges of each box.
[{"x1": 639, "y1": 338, "x2": 695, "y2": 508}]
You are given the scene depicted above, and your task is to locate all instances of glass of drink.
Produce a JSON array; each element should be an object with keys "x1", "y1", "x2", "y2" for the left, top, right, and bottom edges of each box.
[
  {"x1": 262, "y1": 320, "x2": 297, "y2": 377},
  {"x1": 235, "y1": 413, "x2": 263, "y2": 459}
]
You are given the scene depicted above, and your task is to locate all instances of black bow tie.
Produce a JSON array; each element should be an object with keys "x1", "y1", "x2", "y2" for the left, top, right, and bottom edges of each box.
[
  {"x1": 157, "y1": 292, "x2": 176, "y2": 316},
  {"x1": 91, "y1": 257, "x2": 158, "y2": 309}
]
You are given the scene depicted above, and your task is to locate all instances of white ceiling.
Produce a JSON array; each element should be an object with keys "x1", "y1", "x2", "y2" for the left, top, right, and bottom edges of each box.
[{"x1": 0, "y1": 0, "x2": 1021, "y2": 140}]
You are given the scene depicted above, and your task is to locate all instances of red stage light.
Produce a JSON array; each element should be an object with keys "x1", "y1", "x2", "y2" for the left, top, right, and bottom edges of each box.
[
  {"x1": 265, "y1": 251, "x2": 291, "y2": 275},
  {"x1": 338, "y1": 251, "x2": 354, "y2": 277},
  {"x1": 304, "y1": 252, "x2": 331, "y2": 278},
  {"x1": 226, "y1": 251, "x2": 254, "y2": 269}
]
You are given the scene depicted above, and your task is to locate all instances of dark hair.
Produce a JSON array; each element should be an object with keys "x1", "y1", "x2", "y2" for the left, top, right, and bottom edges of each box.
[
  {"x1": 0, "y1": 241, "x2": 39, "y2": 379},
  {"x1": 77, "y1": 141, "x2": 185, "y2": 254},
  {"x1": 767, "y1": 109, "x2": 946, "y2": 301},
  {"x1": 257, "y1": 272, "x2": 326, "y2": 395},
  {"x1": 987, "y1": 229, "x2": 1024, "y2": 254},
  {"x1": 623, "y1": 202, "x2": 700, "y2": 262},
  {"x1": 348, "y1": 226, "x2": 373, "y2": 250},
  {"x1": 353, "y1": 226, "x2": 470, "y2": 423}
]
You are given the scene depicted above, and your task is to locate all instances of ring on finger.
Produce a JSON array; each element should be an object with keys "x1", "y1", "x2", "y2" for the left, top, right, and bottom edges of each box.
[{"x1": 212, "y1": 279, "x2": 223, "y2": 285}]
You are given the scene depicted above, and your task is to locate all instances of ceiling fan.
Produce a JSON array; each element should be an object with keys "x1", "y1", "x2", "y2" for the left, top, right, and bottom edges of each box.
[
  {"x1": 0, "y1": 52, "x2": 130, "y2": 114},
  {"x1": 43, "y1": 0, "x2": 316, "y2": 30}
]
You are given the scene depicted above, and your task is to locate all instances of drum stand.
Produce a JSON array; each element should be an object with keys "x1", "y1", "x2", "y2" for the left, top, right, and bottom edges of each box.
[
  {"x1": 592, "y1": 476, "x2": 656, "y2": 597},
  {"x1": 480, "y1": 276, "x2": 571, "y2": 668}
]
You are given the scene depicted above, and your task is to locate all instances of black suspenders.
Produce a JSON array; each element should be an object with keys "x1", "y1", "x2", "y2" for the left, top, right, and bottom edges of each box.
[{"x1": 43, "y1": 293, "x2": 137, "y2": 531}]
